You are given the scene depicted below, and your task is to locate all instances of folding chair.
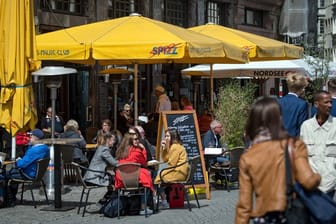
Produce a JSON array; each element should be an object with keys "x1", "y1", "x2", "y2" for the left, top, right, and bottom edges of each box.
[
  {"x1": 156, "y1": 155, "x2": 201, "y2": 211},
  {"x1": 8, "y1": 157, "x2": 50, "y2": 208},
  {"x1": 71, "y1": 162, "x2": 111, "y2": 217},
  {"x1": 115, "y1": 162, "x2": 152, "y2": 218}
]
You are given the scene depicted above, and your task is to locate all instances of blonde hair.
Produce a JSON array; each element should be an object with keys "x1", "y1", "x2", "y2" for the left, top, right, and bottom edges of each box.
[
  {"x1": 286, "y1": 72, "x2": 308, "y2": 93},
  {"x1": 64, "y1": 119, "x2": 79, "y2": 132}
]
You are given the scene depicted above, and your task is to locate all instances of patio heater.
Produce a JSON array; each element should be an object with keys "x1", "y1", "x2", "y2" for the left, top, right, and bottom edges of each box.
[
  {"x1": 111, "y1": 74, "x2": 122, "y2": 130},
  {"x1": 32, "y1": 66, "x2": 77, "y2": 211}
]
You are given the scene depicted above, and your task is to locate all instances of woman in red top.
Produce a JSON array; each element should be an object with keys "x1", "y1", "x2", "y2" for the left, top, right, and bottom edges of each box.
[
  {"x1": 115, "y1": 133, "x2": 154, "y2": 215},
  {"x1": 180, "y1": 95, "x2": 193, "y2": 110}
]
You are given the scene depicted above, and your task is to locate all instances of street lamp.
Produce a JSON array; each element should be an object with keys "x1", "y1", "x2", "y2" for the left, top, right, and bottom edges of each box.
[{"x1": 32, "y1": 66, "x2": 77, "y2": 211}]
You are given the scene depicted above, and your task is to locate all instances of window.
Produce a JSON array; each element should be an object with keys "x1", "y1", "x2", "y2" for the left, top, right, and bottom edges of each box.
[
  {"x1": 206, "y1": 1, "x2": 229, "y2": 25},
  {"x1": 320, "y1": 19, "x2": 325, "y2": 34},
  {"x1": 164, "y1": 0, "x2": 187, "y2": 27},
  {"x1": 245, "y1": 8, "x2": 263, "y2": 27},
  {"x1": 108, "y1": 0, "x2": 139, "y2": 18},
  {"x1": 320, "y1": 0, "x2": 325, "y2": 8},
  {"x1": 40, "y1": 0, "x2": 87, "y2": 15}
]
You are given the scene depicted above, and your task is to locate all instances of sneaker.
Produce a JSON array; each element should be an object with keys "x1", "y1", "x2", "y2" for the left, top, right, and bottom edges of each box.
[
  {"x1": 159, "y1": 200, "x2": 169, "y2": 209},
  {"x1": 216, "y1": 179, "x2": 222, "y2": 185},
  {"x1": 139, "y1": 208, "x2": 153, "y2": 215},
  {"x1": 85, "y1": 204, "x2": 102, "y2": 213}
]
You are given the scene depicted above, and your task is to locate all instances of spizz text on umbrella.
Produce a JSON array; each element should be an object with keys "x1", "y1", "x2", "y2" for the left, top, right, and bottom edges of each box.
[{"x1": 150, "y1": 43, "x2": 181, "y2": 57}]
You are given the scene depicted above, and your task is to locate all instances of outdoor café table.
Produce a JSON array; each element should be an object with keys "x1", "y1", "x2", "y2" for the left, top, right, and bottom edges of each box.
[
  {"x1": 35, "y1": 138, "x2": 81, "y2": 211},
  {"x1": 84, "y1": 144, "x2": 97, "y2": 162}
]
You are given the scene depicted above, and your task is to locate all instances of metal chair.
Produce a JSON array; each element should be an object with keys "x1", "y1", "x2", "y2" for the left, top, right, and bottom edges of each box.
[
  {"x1": 71, "y1": 162, "x2": 111, "y2": 217},
  {"x1": 59, "y1": 144, "x2": 77, "y2": 184},
  {"x1": 8, "y1": 157, "x2": 50, "y2": 208},
  {"x1": 115, "y1": 162, "x2": 152, "y2": 218},
  {"x1": 209, "y1": 146, "x2": 245, "y2": 191},
  {"x1": 156, "y1": 155, "x2": 201, "y2": 211}
]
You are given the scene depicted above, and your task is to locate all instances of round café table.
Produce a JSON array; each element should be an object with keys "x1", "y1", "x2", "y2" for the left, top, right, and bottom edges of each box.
[{"x1": 35, "y1": 138, "x2": 81, "y2": 211}]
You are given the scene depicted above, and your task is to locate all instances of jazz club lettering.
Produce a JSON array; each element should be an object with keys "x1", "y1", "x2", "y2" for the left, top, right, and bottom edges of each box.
[
  {"x1": 150, "y1": 43, "x2": 181, "y2": 57},
  {"x1": 37, "y1": 49, "x2": 70, "y2": 56}
]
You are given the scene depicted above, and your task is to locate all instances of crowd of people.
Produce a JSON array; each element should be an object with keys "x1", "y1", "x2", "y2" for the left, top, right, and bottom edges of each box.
[
  {"x1": 0, "y1": 76, "x2": 335, "y2": 223},
  {"x1": 0, "y1": 84, "x2": 211, "y2": 215},
  {"x1": 235, "y1": 73, "x2": 336, "y2": 224}
]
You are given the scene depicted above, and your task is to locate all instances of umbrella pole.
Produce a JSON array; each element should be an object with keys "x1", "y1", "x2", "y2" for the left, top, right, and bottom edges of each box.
[
  {"x1": 134, "y1": 64, "x2": 138, "y2": 126},
  {"x1": 210, "y1": 64, "x2": 214, "y2": 111},
  {"x1": 113, "y1": 82, "x2": 118, "y2": 130}
]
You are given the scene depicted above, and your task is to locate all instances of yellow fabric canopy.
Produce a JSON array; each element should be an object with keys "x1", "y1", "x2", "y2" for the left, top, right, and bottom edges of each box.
[
  {"x1": 0, "y1": 0, "x2": 39, "y2": 135},
  {"x1": 188, "y1": 23, "x2": 303, "y2": 61},
  {"x1": 36, "y1": 13, "x2": 247, "y2": 65}
]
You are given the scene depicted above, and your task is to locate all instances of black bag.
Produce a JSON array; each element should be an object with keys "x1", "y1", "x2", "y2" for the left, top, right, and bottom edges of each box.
[
  {"x1": 124, "y1": 195, "x2": 141, "y2": 215},
  {"x1": 100, "y1": 195, "x2": 126, "y2": 218},
  {"x1": 284, "y1": 142, "x2": 311, "y2": 224}
]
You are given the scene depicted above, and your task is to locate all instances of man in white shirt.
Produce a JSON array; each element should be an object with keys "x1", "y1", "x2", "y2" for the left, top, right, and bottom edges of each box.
[{"x1": 300, "y1": 90, "x2": 336, "y2": 199}]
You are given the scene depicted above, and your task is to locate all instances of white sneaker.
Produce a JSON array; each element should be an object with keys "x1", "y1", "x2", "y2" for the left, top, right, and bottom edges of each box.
[
  {"x1": 159, "y1": 200, "x2": 169, "y2": 209},
  {"x1": 139, "y1": 208, "x2": 153, "y2": 215}
]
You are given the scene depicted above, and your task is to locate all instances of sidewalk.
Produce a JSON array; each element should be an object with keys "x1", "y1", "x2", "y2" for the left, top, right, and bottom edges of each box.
[{"x1": 0, "y1": 185, "x2": 238, "y2": 224}]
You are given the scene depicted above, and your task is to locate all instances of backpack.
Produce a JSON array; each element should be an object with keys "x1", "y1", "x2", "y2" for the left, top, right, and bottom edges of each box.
[{"x1": 100, "y1": 195, "x2": 126, "y2": 218}]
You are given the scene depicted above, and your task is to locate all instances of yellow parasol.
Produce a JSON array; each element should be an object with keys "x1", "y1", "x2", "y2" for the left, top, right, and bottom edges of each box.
[
  {"x1": 0, "y1": 0, "x2": 39, "y2": 136},
  {"x1": 36, "y1": 13, "x2": 249, "y2": 123},
  {"x1": 188, "y1": 23, "x2": 304, "y2": 109},
  {"x1": 189, "y1": 23, "x2": 303, "y2": 61}
]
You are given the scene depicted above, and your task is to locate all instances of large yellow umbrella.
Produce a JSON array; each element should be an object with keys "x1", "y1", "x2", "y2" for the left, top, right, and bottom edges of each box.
[
  {"x1": 36, "y1": 13, "x2": 245, "y2": 65},
  {"x1": 189, "y1": 23, "x2": 304, "y2": 109},
  {"x1": 189, "y1": 23, "x2": 303, "y2": 61},
  {"x1": 0, "y1": 0, "x2": 39, "y2": 136},
  {"x1": 36, "y1": 13, "x2": 248, "y2": 122}
]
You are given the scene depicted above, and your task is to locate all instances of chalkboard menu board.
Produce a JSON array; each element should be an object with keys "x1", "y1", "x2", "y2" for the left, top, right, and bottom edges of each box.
[{"x1": 156, "y1": 110, "x2": 210, "y2": 199}]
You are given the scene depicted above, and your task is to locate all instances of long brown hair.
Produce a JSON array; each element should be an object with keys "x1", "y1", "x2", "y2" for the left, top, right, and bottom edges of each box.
[
  {"x1": 115, "y1": 133, "x2": 133, "y2": 159},
  {"x1": 245, "y1": 96, "x2": 288, "y2": 142}
]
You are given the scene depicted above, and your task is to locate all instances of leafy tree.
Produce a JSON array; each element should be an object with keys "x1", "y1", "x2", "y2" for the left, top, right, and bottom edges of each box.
[{"x1": 214, "y1": 81, "x2": 257, "y2": 148}]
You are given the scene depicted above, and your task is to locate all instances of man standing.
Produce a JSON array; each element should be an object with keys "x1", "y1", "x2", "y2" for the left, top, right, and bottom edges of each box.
[
  {"x1": 300, "y1": 90, "x2": 336, "y2": 198},
  {"x1": 311, "y1": 77, "x2": 336, "y2": 117},
  {"x1": 154, "y1": 85, "x2": 171, "y2": 113},
  {"x1": 7, "y1": 129, "x2": 50, "y2": 206},
  {"x1": 278, "y1": 72, "x2": 309, "y2": 137}
]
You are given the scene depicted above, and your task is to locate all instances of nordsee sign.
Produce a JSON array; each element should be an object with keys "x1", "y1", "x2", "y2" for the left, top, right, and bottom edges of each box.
[{"x1": 253, "y1": 70, "x2": 286, "y2": 77}]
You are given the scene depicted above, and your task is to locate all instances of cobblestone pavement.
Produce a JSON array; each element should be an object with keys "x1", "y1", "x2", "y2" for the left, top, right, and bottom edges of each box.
[{"x1": 0, "y1": 184, "x2": 238, "y2": 224}]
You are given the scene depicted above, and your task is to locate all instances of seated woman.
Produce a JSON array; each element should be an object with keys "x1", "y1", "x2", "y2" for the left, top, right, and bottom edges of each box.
[
  {"x1": 59, "y1": 119, "x2": 88, "y2": 165},
  {"x1": 154, "y1": 128, "x2": 189, "y2": 209},
  {"x1": 92, "y1": 119, "x2": 113, "y2": 144},
  {"x1": 114, "y1": 133, "x2": 154, "y2": 215},
  {"x1": 84, "y1": 132, "x2": 119, "y2": 206}
]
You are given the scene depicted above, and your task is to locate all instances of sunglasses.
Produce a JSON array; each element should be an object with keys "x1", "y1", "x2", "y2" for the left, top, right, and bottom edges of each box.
[
  {"x1": 125, "y1": 110, "x2": 130, "y2": 112},
  {"x1": 133, "y1": 138, "x2": 139, "y2": 141},
  {"x1": 129, "y1": 132, "x2": 136, "y2": 135}
]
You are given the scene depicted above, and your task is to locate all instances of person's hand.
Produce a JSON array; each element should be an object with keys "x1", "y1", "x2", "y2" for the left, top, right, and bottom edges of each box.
[{"x1": 161, "y1": 140, "x2": 166, "y2": 149}]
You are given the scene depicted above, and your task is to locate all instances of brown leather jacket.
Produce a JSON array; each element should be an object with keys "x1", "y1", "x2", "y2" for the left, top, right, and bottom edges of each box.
[{"x1": 235, "y1": 138, "x2": 321, "y2": 224}]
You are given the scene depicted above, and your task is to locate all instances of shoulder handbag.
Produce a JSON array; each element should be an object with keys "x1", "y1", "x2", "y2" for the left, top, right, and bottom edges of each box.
[
  {"x1": 293, "y1": 177, "x2": 336, "y2": 224},
  {"x1": 286, "y1": 141, "x2": 336, "y2": 224},
  {"x1": 284, "y1": 141, "x2": 311, "y2": 224}
]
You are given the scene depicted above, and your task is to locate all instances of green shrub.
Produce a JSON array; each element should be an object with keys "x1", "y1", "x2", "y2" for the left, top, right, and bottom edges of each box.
[{"x1": 214, "y1": 81, "x2": 257, "y2": 148}]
